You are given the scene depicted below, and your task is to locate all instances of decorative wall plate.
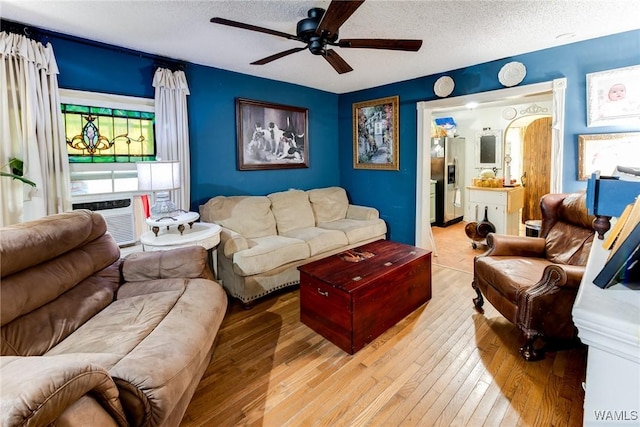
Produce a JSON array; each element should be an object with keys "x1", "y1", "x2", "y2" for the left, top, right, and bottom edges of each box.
[
  {"x1": 434, "y1": 76, "x2": 455, "y2": 97},
  {"x1": 502, "y1": 107, "x2": 517, "y2": 120},
  {"x1": 498, "y1": 62, "x2": 526, "y2": 87}
]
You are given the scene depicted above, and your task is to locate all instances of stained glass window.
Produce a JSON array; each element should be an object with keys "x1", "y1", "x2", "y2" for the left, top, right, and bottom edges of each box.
[{"x1": 62, "y1": 104, "x2": 156, "y2": 163}]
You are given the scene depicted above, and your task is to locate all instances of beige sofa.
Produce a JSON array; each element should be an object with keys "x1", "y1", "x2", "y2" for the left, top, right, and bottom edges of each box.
[
  {"x1": 200, "y1": 187, "x2": 387, "y2": 306},
  {"x1": 0, "y1": 210, "x2": 227, "y2": 427}
]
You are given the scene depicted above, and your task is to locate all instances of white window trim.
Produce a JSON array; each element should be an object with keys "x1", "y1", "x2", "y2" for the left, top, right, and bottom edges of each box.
[
  {"x1": 60, "y1": 89, "x2": 155, "y2": 198},
  {"x1": 60, "y1": 89, "x2": 153, "y2": 113}
]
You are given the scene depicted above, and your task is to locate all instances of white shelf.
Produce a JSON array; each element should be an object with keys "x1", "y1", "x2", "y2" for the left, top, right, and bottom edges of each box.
[
  {"x1": 572, "y1": 230, "x2": 640, "y2": 426},
  {"x1": 572, "y1": 233, "x2": 640, "y2": 361}
]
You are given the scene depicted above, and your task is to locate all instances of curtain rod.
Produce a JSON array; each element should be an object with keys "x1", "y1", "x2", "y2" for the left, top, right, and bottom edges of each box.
[{"x1": 1, "y1": 18, "x2": 187, "y2": 71}]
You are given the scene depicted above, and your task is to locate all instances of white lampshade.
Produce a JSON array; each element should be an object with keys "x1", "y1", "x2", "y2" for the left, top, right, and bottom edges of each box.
[{"x1": 136, "y1": 161, "x2": 180, "y2": 191}]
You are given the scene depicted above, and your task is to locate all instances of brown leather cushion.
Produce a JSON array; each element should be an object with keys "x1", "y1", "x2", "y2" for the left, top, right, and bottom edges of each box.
[
  {"x1": 545, "y1": 222, "x2": 594, "y2": 265},
  {"x1": 541, "y1": 191, "x2": 594, "y2": 266},
  {"x1": 475, "y1": 256, "x2": 553, "y2": 302},
  {"x1": 557, "y1": 192, "x2": 593, "y2": 230}
]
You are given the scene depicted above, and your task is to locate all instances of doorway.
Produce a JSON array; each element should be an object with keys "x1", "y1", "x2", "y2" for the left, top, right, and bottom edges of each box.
[
  {"x1": 505, "y1": 116, "x2": 552, "y2": 223},
  {"x1": 414, "y1": 78, "x2": 567, "y2": 250}
]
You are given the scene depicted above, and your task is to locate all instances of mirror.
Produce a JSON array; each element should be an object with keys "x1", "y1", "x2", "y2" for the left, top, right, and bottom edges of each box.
[{"x1": 475, "y1": 129, "x2": 502, "y2": 169}]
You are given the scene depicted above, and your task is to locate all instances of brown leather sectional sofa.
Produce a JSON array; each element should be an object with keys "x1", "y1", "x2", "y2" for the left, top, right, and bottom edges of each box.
[{"x1": 0, "y1": 210, "x2": 228, "y2": 426}]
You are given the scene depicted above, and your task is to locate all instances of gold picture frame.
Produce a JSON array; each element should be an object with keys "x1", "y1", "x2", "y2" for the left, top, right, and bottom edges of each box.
[
  {"x1": 353, "y1": 96, "x2": 399, "y2": 170},
  {"x1": 578, "y1": 132, "x2": 640, "y2": 180}
]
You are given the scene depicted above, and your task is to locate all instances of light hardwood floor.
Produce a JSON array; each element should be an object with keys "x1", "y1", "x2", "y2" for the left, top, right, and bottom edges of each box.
[{"x1": 180, "y1": 223, "x2": 586, "y2": 426}]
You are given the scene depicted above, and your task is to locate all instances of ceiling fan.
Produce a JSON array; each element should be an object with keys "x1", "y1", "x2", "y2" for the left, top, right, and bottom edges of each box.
[{"x1": 210, "y1": 0, "x2": 422, "y2": 74}]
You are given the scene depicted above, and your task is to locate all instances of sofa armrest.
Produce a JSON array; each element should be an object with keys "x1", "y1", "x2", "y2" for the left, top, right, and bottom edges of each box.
[
  {"x1": 346, "y1": 204, "x2": 379, "y2": 220},
  {"x1": 486, "y1": 234, "x2": 546, "y2": 257},
  {"x1": 122, "y1": 246, "x2": 213, "y2": 282},
  {"x1": 0, "y1": 355, "x2": 127, "y2": 427},
  {"x1": 219, "y1": 227, "x2": 249, "y2": 259},
  {"x1": 516, "y1": 263, "x2": 585, "y2": 339},
  {"x1": 548, "y1": 264, "x2": 585, "y2": 288}
]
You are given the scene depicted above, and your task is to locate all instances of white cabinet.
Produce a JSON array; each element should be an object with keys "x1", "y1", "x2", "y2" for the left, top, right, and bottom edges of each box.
[
  {"x1": 467, "y1": 186, "x2": 524, "y2": 235},
  {"x1": 572, "y1": 233, "x2": 640, "y2": 426}
]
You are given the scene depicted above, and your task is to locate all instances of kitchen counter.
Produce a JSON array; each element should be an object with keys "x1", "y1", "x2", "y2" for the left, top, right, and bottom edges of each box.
[
  {"x1": 466, "y1": 185, "x2": 522, "y2": 192},
  {"x1": 466, "y1": 186, "x2": 525, "y2": 235}
]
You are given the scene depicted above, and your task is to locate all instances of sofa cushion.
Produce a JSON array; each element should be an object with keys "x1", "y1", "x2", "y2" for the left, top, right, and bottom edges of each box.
[
  {"x1": 543, "y1": 191, "x2": 594, "y2": 266},
  {"x1": 475, "y1": 256, "x2": 551, "y2": 301},
  {"x1": 268, "y1": 189, "x2": 315, "y2": 234},
  {"x1": 122, "y1": 246, "x2": 213, "y2": 282},
  {"x1": 47, "y1": 277, "x2": 227, "y2": 427},
  {"x1": 1, "y1": 265, "x2": 121, "y2": 357},
  {"x1": 281, "y1": 227, "x2": 348, "y2": 256},
  {"x1": 318, "y1": 218, "x2": 387, "y2": 244},
  {"x1": 0, "y1": 209, "x2": 108, "y2": 278},
  {"x1": 47, "y1": 281, "x2": 187, "y2": 358},
  {"x1": 0, "y1": 233, "x2": 120, "y2": 327},
  {"x1": 307, "y1": 187, "x2": 349, "y2": 224},
  {"x1": 232, "y1": 235, "x2": 310, "y2": 276},
  {"x1": 545, "y1": 222, "x2": 594, "y2": 266},
  {"x1": 1, "y1": 216, "x2": 121, "y2": 356},
  {"x1": 200, "y1": 195, "x2": 276, "y2": 238}
]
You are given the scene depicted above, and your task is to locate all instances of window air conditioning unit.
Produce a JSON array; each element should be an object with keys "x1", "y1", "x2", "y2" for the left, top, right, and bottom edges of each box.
[{"x1": 72, "y1": 196, "x2": 136, "y2": 246}]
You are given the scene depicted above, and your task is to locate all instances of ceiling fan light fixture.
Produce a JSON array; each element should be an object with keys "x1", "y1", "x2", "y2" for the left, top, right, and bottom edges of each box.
[
  {"x1": 308, "y1": 37, "x2": 326, "y2": 55},
  {"x1": 297, "y1": 8, "x2": 324, "y2": 41},
  {"x1": 210, "y1": 0, "x2": 423, "y2": 74}
]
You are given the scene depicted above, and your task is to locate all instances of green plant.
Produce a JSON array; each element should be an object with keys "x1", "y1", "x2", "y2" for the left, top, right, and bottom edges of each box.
[{"x1": 1, "y1": 158, "x2": 36, "y2": 187}]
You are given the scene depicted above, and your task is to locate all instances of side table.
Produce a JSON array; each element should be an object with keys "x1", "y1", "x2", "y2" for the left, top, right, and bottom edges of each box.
[
  {"x1": 140, "y1": 222, "x2": 222, "y2": 276},
  {"x1": 145, "y1": 211, "x2": 200, "y2": 237}
]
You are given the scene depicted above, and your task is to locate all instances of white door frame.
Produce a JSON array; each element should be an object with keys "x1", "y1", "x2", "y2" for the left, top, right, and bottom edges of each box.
[{"x1": 414, "y1": 78, "x2": 567, "y2": 249}]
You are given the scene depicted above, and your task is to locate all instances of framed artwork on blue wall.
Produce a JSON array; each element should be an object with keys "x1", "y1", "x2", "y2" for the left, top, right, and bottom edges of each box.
[
  {"x1": 236, "y1": 98, "x2": 308, "y2": 170},
  {"x1": 578, "y1": 132, "x2": 640, "y2": 180},
  {"x1": 353, "y1": 96, "x2": 399, "y2": 171},
  {"x1": 586, "y1": 65, "x2": 640, "y2": 127}
]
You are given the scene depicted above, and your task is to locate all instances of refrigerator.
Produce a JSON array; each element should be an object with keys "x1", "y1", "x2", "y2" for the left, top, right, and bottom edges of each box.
[{"x1": 431, "y1": 137, "x2": 465, "y2": 226}]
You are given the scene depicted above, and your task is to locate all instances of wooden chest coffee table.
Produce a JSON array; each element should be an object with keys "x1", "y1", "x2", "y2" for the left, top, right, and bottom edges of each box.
[{"x1": 298, "y1": 240, "x2": 432, "y2": 354}]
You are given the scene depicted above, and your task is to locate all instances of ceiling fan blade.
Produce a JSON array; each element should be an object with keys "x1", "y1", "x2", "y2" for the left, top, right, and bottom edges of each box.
[
  {"x1": 210, "y1": 17, "x2": 300, "y2": 41},
  {"x1": 339, "y1": 38, "x2": 423, "y2": 51},
  {"x1": 251, "y1": 47, "x2": 307, "y2": 65},
  {"x1": 324, "y1": 49, "x2": 353, "y2": 74},
  {"x1": 317, "y1": 0, "x2": 365, "y2": 37}
]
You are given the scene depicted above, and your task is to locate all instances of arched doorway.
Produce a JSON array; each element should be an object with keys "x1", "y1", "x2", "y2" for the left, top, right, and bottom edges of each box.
[{"x1": 504, "y1": 115, "x2": 552, "y2": 223}]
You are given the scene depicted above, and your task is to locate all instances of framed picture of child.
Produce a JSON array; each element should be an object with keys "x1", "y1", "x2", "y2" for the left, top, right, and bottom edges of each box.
[{"x1": 586, "y1": 65, "x2": 640, "y2": 127}]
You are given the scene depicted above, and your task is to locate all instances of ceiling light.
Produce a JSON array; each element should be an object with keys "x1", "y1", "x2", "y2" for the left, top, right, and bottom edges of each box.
[{"x1": 465, "y1": 102, "x2": 478, "y2": 109}]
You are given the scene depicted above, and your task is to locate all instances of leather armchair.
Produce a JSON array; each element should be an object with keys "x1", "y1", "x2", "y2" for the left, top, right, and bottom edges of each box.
[{"x1": 472, "y1": 192, "x2": 595, "y2": 361}]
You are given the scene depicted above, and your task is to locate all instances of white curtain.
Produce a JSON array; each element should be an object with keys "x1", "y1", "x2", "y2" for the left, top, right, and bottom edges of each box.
[
  {"x1": 152, "y1": 68, "x2": 191, "y2": 212},
  {"x1": 0, "y1": 31, "x2": 70, "y2": 226}
]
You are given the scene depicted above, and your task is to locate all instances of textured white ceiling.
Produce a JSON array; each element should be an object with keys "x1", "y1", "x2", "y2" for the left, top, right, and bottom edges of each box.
[{"x1": 2, "y1": 0, "x2": 639, "y2": 94}]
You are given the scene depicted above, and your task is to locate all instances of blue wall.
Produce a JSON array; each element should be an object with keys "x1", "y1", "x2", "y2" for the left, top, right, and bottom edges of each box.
[
  {"x1": 49, "y1": 33, "x2": 340, "y2": 213},
  {"x1": 186, "y1": 64, "x2": 339, "y2": 210},
  {"x1": 339, "y1": 30, "x2": 640, "y2": 244},
  {"x1": 41, "y1": 26, "x2": 640, "y2": 244},
  {"x1": 52, "y1": 37, "x2": 156, "y2": 99}
]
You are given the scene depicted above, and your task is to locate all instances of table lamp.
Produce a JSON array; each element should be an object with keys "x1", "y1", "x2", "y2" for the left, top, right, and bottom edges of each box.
[{"x1": 136, "y1": 161, "x2": 181, "y2": 219}]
